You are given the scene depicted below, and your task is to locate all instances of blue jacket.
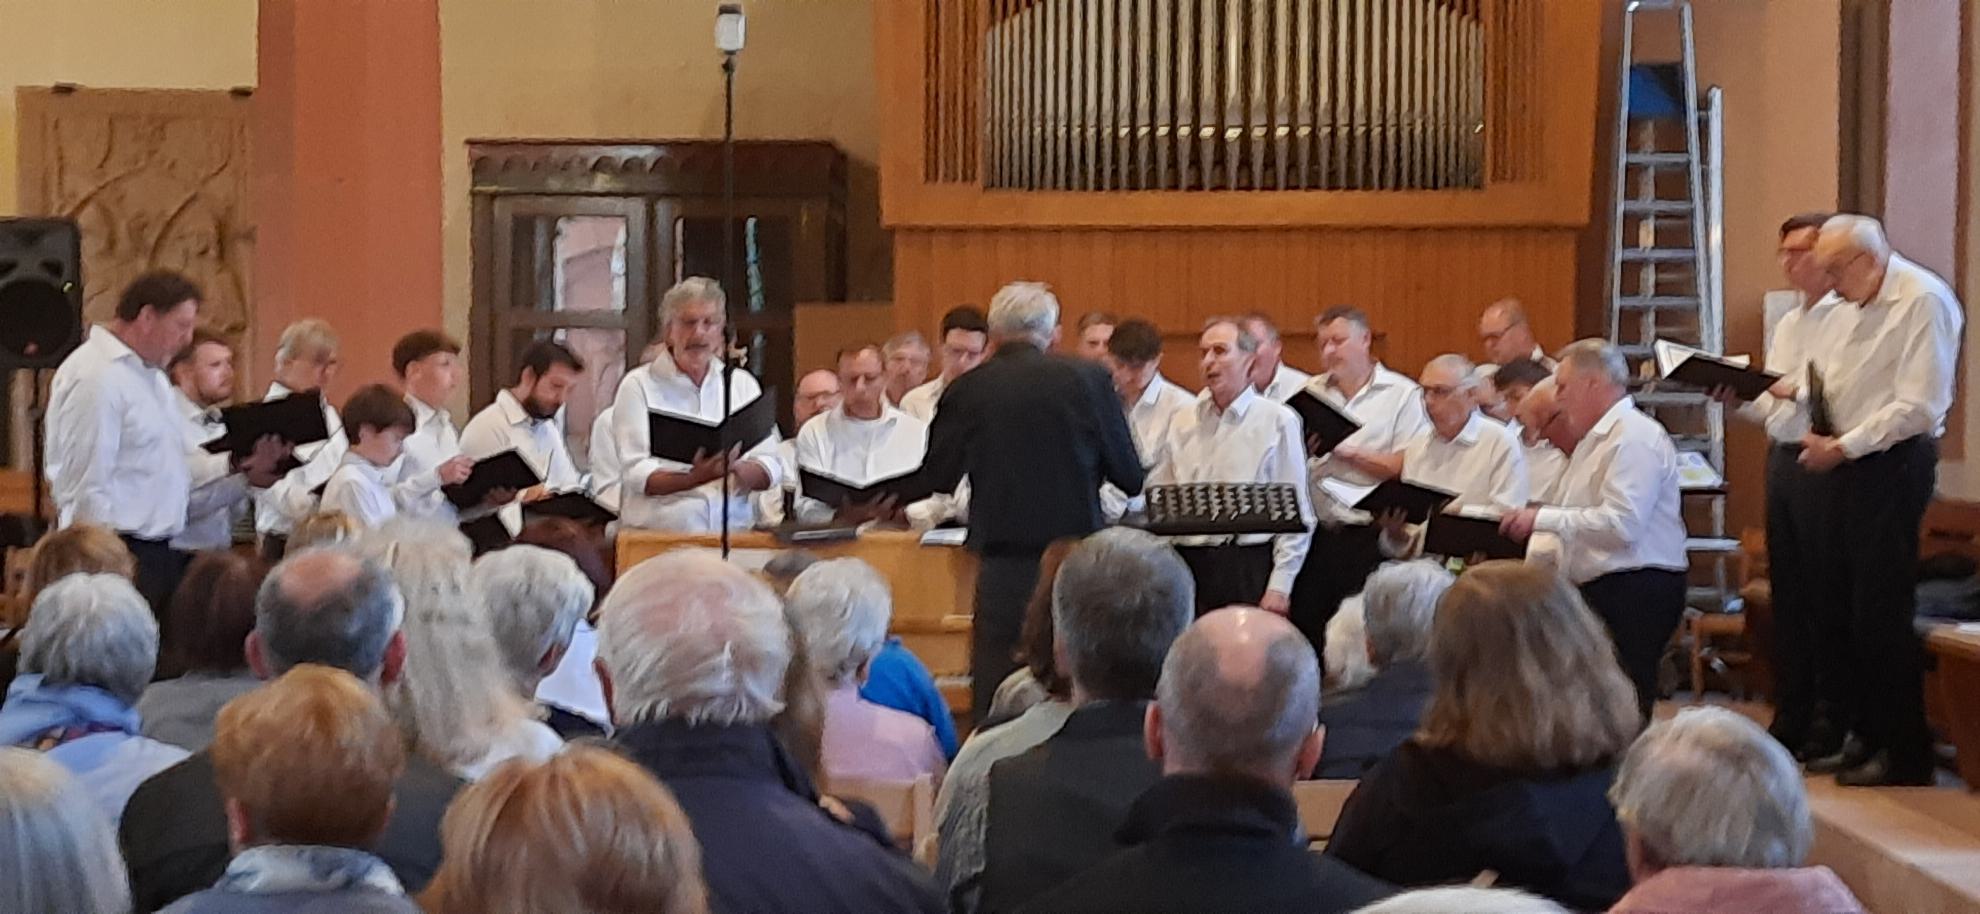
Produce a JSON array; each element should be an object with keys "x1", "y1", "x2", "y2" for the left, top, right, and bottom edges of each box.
[{"x1": 861, "y1": 639, "x2": 958, "y2": 758}]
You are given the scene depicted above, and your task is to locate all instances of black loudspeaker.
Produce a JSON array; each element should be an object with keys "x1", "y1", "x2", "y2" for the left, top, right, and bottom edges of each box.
[{"x1": 0, "y1": 218, "x2": 83, "y2": 370}]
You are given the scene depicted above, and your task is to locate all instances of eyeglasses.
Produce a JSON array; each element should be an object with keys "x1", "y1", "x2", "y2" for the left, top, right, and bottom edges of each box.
[{"x1": 1422, "y1": 384, "x2": 1464, "y2": 398}]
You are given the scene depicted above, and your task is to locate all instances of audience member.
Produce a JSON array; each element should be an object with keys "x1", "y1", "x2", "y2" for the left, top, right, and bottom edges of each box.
[
  {"x1": 787, "y1": 558, "x2": 947, "y2": 785},
  {"x1": 513, "y1": 518, "x2": 614, "y2": 732},
  {"x1": 161, "y1": 665, "x2": 418, "y2": 914},
  {"x1": 975, "y1": 528, "x2": 1194, "y2": 914},
  {"x1": 766, "y1": 548, "x2": 959, "y2": 758},
  {"x1": 1326, "y1": 561, "x2": 1636, "y2": 911},
  {"x1": 1, "y1": 522, "x2": 137, "y2": 689},
  {"x1": 597, "y1": 550, "x2": 942, "y2": 913},
  {"x1": 0, "y1": 574, "x2": 189, "y2": 821},
  {"x1": 470, "y1": 545, "x2": 600, "y2": 739},
  {"x1": 0, "y1": 747, "x2": 132, "y2": 914},
  {"x1": 359, "y1": 524, "x2": 562, "y2": 780},
  {"x1": 981, "y1": 538, "x2": 1079, "y2": 725},
  {"x1": 1021, "y1": 608, "x2": 1393, "y2": 913},
  {"x1": 1317, "y1": 561, "x2": 1452, "y2": 779},
  {"x1": 1322, "y1": 595, "x2": 1375, "y2": 692},
  {"x1": 286, "y1": 511, "x2": 358, "y2": 552},
  {"x1": 1606, "y1": 707, "x2": 1867, "y2": 914},
  {"x1": 1353, "y1": 886, "x2": 1570, "y2": 914},
  {"x1": 140, "y1": 551, "x2": 267, "y2": 752},
  {"x1": 934, "y1": 538, "x2": 1077, "y2": 910},
  {"x1": 121, "y1": 548, "x2": 463, "y2": 912},
  {"x1": 420, "y1": 746, "x2": 709, "y2": 914}
]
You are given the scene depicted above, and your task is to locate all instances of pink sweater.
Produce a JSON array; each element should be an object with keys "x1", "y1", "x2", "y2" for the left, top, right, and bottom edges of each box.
[
  {"x1": 1609, "y1": 865, "x2": 1866, "y2": 914},
  {"x1": 820, "y1": 685, "x2": 947, "y2": 785}
]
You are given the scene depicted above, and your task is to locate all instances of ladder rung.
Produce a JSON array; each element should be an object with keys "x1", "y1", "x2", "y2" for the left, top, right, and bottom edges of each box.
[
  {"x1": 1617, "y1": 344, "x2": 1655, "y2": 360},
  {"x1": 1620, "y1": 248, "x2": 1697, "y2": 263},
  {"x1": 1618, "y1": 295, "x2": 1702, "y2": 309},
  {"x1": 1625, "y1": 152, "x2": 1693, "y2": 167},
  {"x1": 1672, "y1": 436, "x2": 1715, "y2": 453},
  {"x1": 1686, "y1": 537, "x2": 1742, "y2": 555},
  {"x1": 1622, "y1": 200, "x2": 1695, "y2": 215},
  {"x1": 1634, "y1": 390, "x2": 1714, "y2": 407}
]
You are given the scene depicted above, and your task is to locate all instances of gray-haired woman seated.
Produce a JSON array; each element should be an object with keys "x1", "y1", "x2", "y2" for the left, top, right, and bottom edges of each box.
[
  {"x1": 0, "y1": 747, "x2": 132, "y2": 914},
  {"x1": 1606, "y1": 706, "x2": 1867, "y2": 914}
]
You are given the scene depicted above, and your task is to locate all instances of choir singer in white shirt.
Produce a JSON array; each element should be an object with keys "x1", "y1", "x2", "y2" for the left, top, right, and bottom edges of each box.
[
  {"x1": 611, "y1": 277, "x2": 781, "y2": 532},
  {"x1": 169, "y1": 328, "x2": 287, "y2": 554},
  {"x1": 1377, "y1": 354, "x2": 1527, "y2": 558},
  {"x1": 1787, "y1": 214, "x2": 1962, "y2": 787},
  {"x1": 460, "y1": 339, "x2": 587, "y2": 494},
  {"x1": 792, "y1": 345, "x2": 937, "y2": 526},
  {"x1": 252, "y1": 319, "x2": 345, "y2": 561},
  {"x1": 1500, "y1": 339, "x2": 1687, "y2": 721},
  {"x1": 1100, "y1": 317, "x2": 1194, "y2": 522},
  {"x1": 1242, "y1": 313, "x2": 1312, "y2": 402},
  {"x1": 1147, "y1": 318, "x2": 1314, "y2": 616},
  {"x1": 755, "y1": 368, "x2": 841, "y2": 526},
  {"x1": 900, "y1": 305, "x2": 989, "y2": 421},
  {"x1": 46, "y1": 270, "x2": 203, "y2": 610},
  {"x1": 387, "y1": 330, "x2": 477, "y2": 523}
]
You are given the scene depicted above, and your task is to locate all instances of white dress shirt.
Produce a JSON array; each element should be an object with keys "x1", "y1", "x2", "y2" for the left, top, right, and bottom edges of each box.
[
  {"x1": 1383, "y1": 412, "x2": 1528, "y2": 556},
  {"x1": 1258, "y1": 362, "x2": 1314, "y2": 402},
  {"x1": 612, "y1": 351, "x2": 783, "y2": 532},
  {"x1": 1304, "y1": 364, "x2": 1430, "y2": 517},
  {"x1": 899, "y1": 377, "x2": 946, "y2": 422},
  {"x1": 1739, "y1": 296, "x2": 1843, "y2": 444},
  {"x1": 1523, "y1": 438, "x2": 1570, "y2": 505},
  {"x1": 254, "y1": 382, "x2": 346, "y2": 537},
  {"x1": 755, "y1": 438, "x2": 802, "y2": 526},
  {"x1": 319, "y1": 452, "x2": 398, "y2": 530},
  {"x1": 1147, "y1": 388, "x2": 1316, "y2": 596},
  {"x1": 1813, "y1": 254, "x2": 1964, "y2": 459},
  {"x1": 460, "y1": 389, "x2": 582, "y2": 491},
  {"x1": 1102, "y1": 374, "x2": 1197, "y2": 522},
  {"x1": 44, "y1": 326, "x2": 191, "y2": 540},
  {"x1": 1533, "y1": 398, "x2": 1688, "y2": 584},
  {"x1": 390, "y1": 396, "x2": 460, "y2": 523},
  {"x1": 174, "y1": 388, "x2": 250, "y2": 551},
  {"x1": 792, "y1": 403, "x2": 931, "y2": 524},
  {"x1": 587, "y1": 406, "x2": 622, "y2": 513}
]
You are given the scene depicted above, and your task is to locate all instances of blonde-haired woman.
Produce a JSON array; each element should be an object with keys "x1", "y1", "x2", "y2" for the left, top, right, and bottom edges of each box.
[
  {"x1": 0, "y1": 748, "x2": 130, "y2": 914},
  {"x1": 421, "y1": 745, "x2": 708, "y2": 914},
  {"x1": 1325, "y1": 561, "x2": 1639, "y2": 912},
  {"x1": 361, "y1": 522, "x2": 561, "y2": 780},
  {"x1": 3, "y1": 523, "x2": 137, "y2": 687}
]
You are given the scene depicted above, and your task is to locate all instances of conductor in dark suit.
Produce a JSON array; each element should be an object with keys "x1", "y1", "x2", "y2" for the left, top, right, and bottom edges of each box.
[{"x1": 923, "y1": 281, "x2": 1146, "y2": 723}]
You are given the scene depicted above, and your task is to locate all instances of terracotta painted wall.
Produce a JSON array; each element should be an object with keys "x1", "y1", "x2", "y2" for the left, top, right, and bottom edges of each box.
[
  {"x1": 437, "y1": 0, "x2": 886, "y2": 412},
  {"x1": 0, "y1": 0, "x2": 256, "y2": 212}
]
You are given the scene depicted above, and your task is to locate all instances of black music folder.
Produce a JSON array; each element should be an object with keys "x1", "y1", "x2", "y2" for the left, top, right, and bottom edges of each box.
[
  {"x1": 646, "y1": 392, "x2": 777, "y2": 464},
  {"x1": 1422, "y1": 513, "x2": 1528, "y2": 561},
  {"x1": 201, "y1": 393, "x2": 331, "y2": 455},
  {"x1": 1286, "y1": 390, "x2": 1361, "y2": 457},
  {"x1": 1663, "y1": 352, "x2": 1782, "y2": 401},
  {"x1": 1808, "y1": 363, "x2": 1837, "y2": 437},
  {"x1": 1352, "y1": 479, "x2": 1458, "y2": 525},
  {"x1": 442, "y1": 450, "x2": 542, "y2": 509},
  {"x1": 521, "y1": 490, "x2": 618, "y2": 526},
  {"x1": 798, "y1": 466, "x2": 934, "y2": 510}
]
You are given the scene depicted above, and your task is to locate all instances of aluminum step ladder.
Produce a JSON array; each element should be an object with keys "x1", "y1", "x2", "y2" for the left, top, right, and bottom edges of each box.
[{"x1": 1608, "y1": 0, "x2": 1737, "y2": 614}]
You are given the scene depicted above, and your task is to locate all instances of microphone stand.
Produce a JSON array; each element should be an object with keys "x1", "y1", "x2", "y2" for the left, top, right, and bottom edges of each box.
[{"x1": 717, "y1": 47, "x2": 738, "y2": 560}]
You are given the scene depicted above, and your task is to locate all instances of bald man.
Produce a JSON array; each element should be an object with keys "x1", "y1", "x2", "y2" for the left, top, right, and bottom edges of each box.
[
  {"x1": 1477, "y1": 298, "x2": 1553, "y2": 369},
  {"x1": 1380, "y1": 355, "x2": 1527, "y2": 558},
  {"x1": 757, "y1": 368, "x2": 843, "y2": 525},
  {"x1": 1022, "y1": 608, "x2": 1393, "y2": 914},
  {"x1": 1795, "y1": 214, "x2": 1962, "y2": 787}
]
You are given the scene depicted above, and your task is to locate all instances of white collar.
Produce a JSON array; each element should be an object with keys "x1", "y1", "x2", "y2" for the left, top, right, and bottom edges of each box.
[
  {"x1": 1591, "y1": 397, "x2": 1634, "y2": 438},
  {"x1": 1438, "y1": 411, "x2": 1484, "y2": 446},
  {"x1": 494, "y1": 389, "x2": 546, "y2": 428},
  {"x1": 1202, "y1": 385, "x2": 1260, "y2": 420},
  {"x1": 1317, "y1": 362, "x2": 1404, "y2": 399},
  {"x1": 1133, "y1": 374, "x2": 1174, "y2": 410},
  {"x1": 407, "y1": 395, "x2": 448, "y2": 428},
  {"x1": 176, "y1": 387, "x2": 220, "y2": 422},
  {"x1": 650, "y1": 348, "x2": 726, "y2": 390},
  {"x1": 833, "y1": 402, "x2": 903, "y2": 427},
  {"x1": 89, "y1": 324, "x2": 148, "y2": 367}
]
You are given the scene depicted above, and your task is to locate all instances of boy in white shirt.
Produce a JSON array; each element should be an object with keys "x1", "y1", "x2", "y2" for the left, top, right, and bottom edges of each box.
[{"x1": 320, "y1": 384, "x2": 418, "y2": 529}]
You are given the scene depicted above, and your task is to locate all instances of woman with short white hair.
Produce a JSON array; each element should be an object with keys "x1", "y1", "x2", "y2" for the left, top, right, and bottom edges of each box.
[
  {"x1": 1607, "y1": 707, "x2": 1867, "y2": 913},
  {"x1": 0, "y1": 574, "x2": 189, "y2": 821},
  {"x1": 472, "y1": 545, "x2": 598, "y2": 738},
  {"x1": 1352, "y1": 886, "x2": 1567, "y2": 914},
  {"x1": 786, "y1": 558, "x2": 945, "y2": 786},
  {"x1": 0, "y1": 748, "x2": 132, "y2": 914},
  {"x1": 1316, "y1": 560, "x2": 1452, "y2": 779},
  {"x1": 361, "y1": 523, "x2": 562, "y2": 781}
]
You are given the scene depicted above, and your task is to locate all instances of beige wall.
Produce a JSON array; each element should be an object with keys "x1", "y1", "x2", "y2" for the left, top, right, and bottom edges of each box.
[
  {"x1": 437, "y1": 0, "x2": 885, "y2": 361},
  {"x1": 0, "y1": 0, "x2": 257, "y2": 214}
]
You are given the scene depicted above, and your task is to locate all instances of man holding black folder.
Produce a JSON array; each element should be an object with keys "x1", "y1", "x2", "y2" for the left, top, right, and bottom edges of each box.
[
  {"x1": 45, "y1": 271, "x2": 203, "y2": 611},
  {"x1": 791, "y1": 345, "x2": 934, "y2": 525},
  {"x1": 1788, "y1": 215, "x2": 1963, "y2": 787},
  {"x1": 611, "y1": 278, "x2": 781, "y2": 532},
  {"x1": 169, "y1": 329, "x2": 289, "y2": 553},
  {"x1": 922, "y1": 281, "x2": 1144, "y2": 722},
  {"x1": 1377, "y1": 354, "x2": 1528, "y2": 560},
  {"x1": 254, "y1": 319, "x2": 346, "y2": 560}
]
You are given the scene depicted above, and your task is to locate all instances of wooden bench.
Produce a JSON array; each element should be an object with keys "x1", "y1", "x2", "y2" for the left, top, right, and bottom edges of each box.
[
  {"x1": 826, "y1": 774, "x2": 938, "y2": 865},
  {"x1": 1807, "y1": 774, "x2": 1980, "y2": 913},
  {"x1": 1292, "y1": 779, "x2": 1358, "y2": 846}
]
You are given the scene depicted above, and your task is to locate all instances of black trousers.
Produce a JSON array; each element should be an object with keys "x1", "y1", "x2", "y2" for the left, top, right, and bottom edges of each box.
[
  {"x1": 1764, "y1": 443, "x2": 1848, "y2": 740},
  {"x1": 1580, "y1": 567, "x2": 1688, "y2": 722},
  {"x1": 1289, "y1": 522, "x2": 1383, "y2": 656},
  {"x1": 971, "y1": 549, "x2": 1043, "y2": 726},
  {"x1": 119, "y1": 534, "x2": 191, "y2": 619},
  {"x1": 1830, "y1": 436, "x2": 1937, "y2": 766},
  {"x1": 1176, "y1": 543, "x2": 1274, "y2": 617}
]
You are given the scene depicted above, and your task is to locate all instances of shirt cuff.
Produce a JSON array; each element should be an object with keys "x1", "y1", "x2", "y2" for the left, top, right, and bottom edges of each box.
[
  {"x1": 1837, "y1": 429, "x2": 1878, "y2": 460},
  {"x1": 1266, "y1": 566, "x2": 1299, "y2": 598},
  {"x1": 1532, "y1": 505, "x2": 1568, "y2": 535}
]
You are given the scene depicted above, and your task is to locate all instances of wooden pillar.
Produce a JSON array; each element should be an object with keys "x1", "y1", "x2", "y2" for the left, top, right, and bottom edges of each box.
[{"x1": 253, "y1": 0, "x2": 443, "y2": 402}]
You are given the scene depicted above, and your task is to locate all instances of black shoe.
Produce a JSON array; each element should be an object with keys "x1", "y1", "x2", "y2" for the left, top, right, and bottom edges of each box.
[
  {"x1": 1794, "y1": 721, "x2": 1845, "y2": 763},
  {"x1": 1835, "y1": 751, "x2": 1935, "y2": 787},
  {"x1": 1805, "y1": 734, "x2": 1872, "y2": 774}
]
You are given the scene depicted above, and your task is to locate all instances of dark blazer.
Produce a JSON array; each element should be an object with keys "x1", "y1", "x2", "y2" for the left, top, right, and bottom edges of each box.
[
  {"x1": 119, "y1": 750, "x2": 461, "y2": 913},
  {"x1": 1018, "y1": 774, "x2": 1394, "y2": 914},
  {"x1": 1324, "y1": 739, "x2": 1632, "y2": 912},
  {"x1": 615, "y1": 719, "x2": 943, "y2": 914},
  {"x1": 980, "y1": 700, "x2": 1163, "y2": 914},
  {"x1": 1315, "y1": 659, "x2": 1434, "y2": 780},
  {"x1": 924, "y1": 341, "x2": 1145, "y2": 553}
]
